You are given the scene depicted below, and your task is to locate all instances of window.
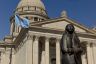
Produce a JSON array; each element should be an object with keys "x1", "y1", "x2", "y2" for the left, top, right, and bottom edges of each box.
[
  {"x1": 18, "y1": 8, "x2": 22, "y2": 12},
  {"x1": 36, "y1": 7, "x2": 40, "y2": 12},
  {"x1": 29, "y1": 6, "x2": 35, "y2": 11},
  {"x1": 34, "y1": 17, "x2": 38, "y2": 21},
  {"x1": 23, "y1": 7, "x2": 28, "y2": 11},
  {"x1": 42, "y1": 19, "x2": 44, "y2": 21},
  {"x1": 51, "y1": 58, "x2": 56, "y2": 64}
]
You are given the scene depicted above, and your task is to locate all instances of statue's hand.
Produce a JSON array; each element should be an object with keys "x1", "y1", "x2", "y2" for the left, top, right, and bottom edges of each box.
[
  {"x1": 68, "y1": 48, "x2": 74, "y2": 55},
  {"x1": 78, "y1": 48, "x2": 83, "y2": 53},
  {"x1": 61, "y1": 49, "x2": 68, "y2": 54},
  {"x1": 73, "y1": 47, "x2": 83, "y2": 53},
  {"x1": 73, "y1": 48, "x2": 79, "y2": 53}
]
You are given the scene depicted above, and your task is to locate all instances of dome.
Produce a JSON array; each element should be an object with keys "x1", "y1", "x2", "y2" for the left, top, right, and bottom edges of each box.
[
  {"x1": 14, "y1": 0, "x2": 48, "y2": 22},
  {"x1": 17, "y1": 0, "x2": 46, "y2": 10}
]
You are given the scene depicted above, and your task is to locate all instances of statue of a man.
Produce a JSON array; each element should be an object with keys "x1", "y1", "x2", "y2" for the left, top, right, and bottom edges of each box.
[{"x1": 60, "y1": 24, "x2": 83, "y2": 64}]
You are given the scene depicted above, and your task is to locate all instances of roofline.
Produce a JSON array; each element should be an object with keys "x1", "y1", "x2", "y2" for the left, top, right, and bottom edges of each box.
[{"x1": 30, "y1": 17, "x2": 96, "y2": 34}]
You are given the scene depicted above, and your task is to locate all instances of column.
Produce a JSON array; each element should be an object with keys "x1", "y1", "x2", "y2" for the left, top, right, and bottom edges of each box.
[
  {"x1": 15, "y1": 24, "x2": 17, "y2": 33},
  {"x1": 90, "y1": 43, "x2": 94, "y2": 64},
  {"x1": 81, "y1": 41, "x2": 87, "y2": 64},
  {"x1": 92, "y1": 42, "x2": 96, "y2": 64},
  {"x1": 45, "y1": 37, "x2": 50, "y2": 64},
  {"x1": 81, "y1": 54, "x2": 87, "y2": 64},
  {"x1": 41, "y1": 43, "x2": 45, "y2": 64},
  {"x1": 33, "y1": 36, "x2": 39, "y2": 64},
  {"x1": 2, "y1": 48, "x2": 10, "y2": 64},
  {"x1": 10, "y1": 22, "x2": 13, "y2": 35},
  {"x1": 86, "y1": 43, "x2": 91, "y2": 64},
  {"x1": 26, "y1": 35, "x2": 33, "y2": 64},
  {"x1": 56, "y1": 38, "x2": 61, "y2": 64},
  {"x1": 9, "y1": 48, "x2": 12, "y2": 64},
  {"x1": 0, "y1": 51, "x2": 1, "y2": 64},
  {"x1": 86, "y1": 42, "x2": 94, "y2": 64},
  {"x1": 19, "y1": 27, "x2": 21, "y2": 32}
]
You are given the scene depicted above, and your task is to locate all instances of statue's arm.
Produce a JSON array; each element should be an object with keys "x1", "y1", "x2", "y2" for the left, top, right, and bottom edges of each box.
[
  {"x1": 77, "y1": 46, "x2": 83, "y2": 53},
  {"x1": 77, "y1": 40, "x2": 83, "y2": 53},
  {"x1": 60, "y1": 38, "x2": 67, "y2": 54},
  {"x1": 73, "y1": 47, "x2": 83, "y2": 53},
  {"x1": 73, "y1": 35, "x2": 83, "y2": 53},
  {"x1": 73, "y1": 44, "x2": 83, "y2": 53}
]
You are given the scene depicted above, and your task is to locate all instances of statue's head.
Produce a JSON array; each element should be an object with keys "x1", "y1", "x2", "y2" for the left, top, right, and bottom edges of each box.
[{"x1": 65, "y1": 24, "x2": 75, "y2": 34}]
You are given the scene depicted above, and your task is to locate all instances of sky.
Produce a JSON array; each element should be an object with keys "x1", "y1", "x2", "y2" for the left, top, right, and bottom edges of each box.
[{"x1": 0, "y1": 0, "x2": 96, "y2": 40}]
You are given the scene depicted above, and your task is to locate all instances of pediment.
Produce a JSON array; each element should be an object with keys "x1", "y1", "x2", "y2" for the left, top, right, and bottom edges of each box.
[{"x1": 41, "y1": 18, "x2": 91, "y2": 33}]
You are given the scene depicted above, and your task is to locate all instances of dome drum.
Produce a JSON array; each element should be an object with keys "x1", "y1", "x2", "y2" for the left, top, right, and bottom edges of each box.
[
  {"x1": 15, "y1": 6, "x2": 47, "y2": 16},
  {"x1": 10, "y1": 12, "x2": 48, "y2": 24}
]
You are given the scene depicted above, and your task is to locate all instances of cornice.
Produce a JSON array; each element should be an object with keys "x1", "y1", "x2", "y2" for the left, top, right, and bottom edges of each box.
[
  {"x1": 29, "y1": 26, "x2": 96, "y2": 39},
  {"x1": 0, "y1": 43, "x2": 15, "y2": 48},
  {"x1": 15, "y1": 6, "x2": 46, "y2": 13}
]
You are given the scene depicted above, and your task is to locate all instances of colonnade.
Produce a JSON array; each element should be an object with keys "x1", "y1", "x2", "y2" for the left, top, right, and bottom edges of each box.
[
  {"x1": 27, "y1": 35, "x2": 61, "y2": 64},
  {"x1": 26, "y1": 35, "x2": 96, "y2": 64}
]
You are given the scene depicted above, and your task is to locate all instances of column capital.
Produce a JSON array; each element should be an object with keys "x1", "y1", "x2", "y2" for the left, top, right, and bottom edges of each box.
[
  {"x1": 27, "y1": 35, "x2": 33, "y2": 40},
  {"x1": 91, "y1": 40, "x2": 96, "y2": 46},
  {"x1": 55, "y1": 38, "x2": 61, "y2": 42},
  {"x1": 34, "y1": 35, "x2": 40, "y2": 41},
  {"x1": 46, "y1": 36, "x2": 51, "y2": 38},
  {"x1": 35, "y1": 35, "x2": 40, "y2": 38},
  {"x1": 85, "y1": 41, "x2": 93, "y2": 47},
  {"x1": 91, "y1": 42, "x2": 96, "y2": 47},
  {"x1": 86, "y1": 41, "x2": 96, "y2": 47},
  {"x1": 45, "y1": 36, "x2": 50, "y2": 41}
]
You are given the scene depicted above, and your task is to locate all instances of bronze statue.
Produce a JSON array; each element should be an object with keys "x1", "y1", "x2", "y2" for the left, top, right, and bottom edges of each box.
[{"x1": 60, "y1": 24, "x2": 83, "y2": 64}]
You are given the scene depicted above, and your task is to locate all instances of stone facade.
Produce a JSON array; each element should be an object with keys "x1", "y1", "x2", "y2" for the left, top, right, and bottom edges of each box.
[{"x1": 0, "y1": 0, "x2": 96, "y2": 64}]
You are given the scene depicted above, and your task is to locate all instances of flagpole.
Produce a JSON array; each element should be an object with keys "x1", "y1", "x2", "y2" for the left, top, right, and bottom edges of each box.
[
  {"x1": 0, "y1": 52, "x2": 1, "y2": 64},
  {"x1": 9, "y1": 48, "x2": 12, "y2": 64}
]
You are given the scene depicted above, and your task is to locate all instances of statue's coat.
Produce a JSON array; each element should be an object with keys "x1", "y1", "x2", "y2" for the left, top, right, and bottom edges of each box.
[{"x1": 60, "y1": 24, "x2": 83, "y2": 64}]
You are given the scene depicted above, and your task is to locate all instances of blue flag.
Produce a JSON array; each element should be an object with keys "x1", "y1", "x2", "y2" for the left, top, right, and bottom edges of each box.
[
  {"x1": 15, "y1": 14, "x2": 29, "y2": 28},
  {"x1": 15, "y1": 15, "x2": 21, "y2": 26}
]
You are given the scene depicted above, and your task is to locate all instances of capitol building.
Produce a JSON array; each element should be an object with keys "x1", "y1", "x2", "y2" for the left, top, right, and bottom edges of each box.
[{"x1": 0, "y1": 0, "x2": 96, "y2": 64}]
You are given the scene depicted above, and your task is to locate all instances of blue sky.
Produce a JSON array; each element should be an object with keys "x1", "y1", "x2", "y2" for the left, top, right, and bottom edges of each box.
[{"x1": 0, "y1": 0, "x2": 96, "y2": 40}]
